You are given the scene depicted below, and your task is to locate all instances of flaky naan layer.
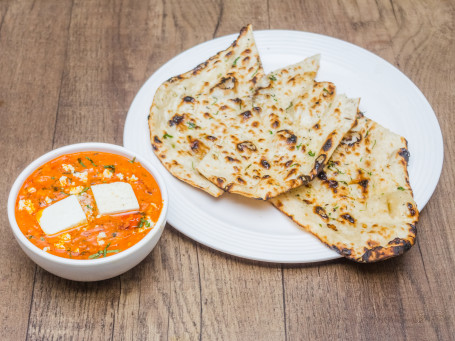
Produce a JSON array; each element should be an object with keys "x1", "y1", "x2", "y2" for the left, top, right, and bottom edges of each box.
[
  {"x1": 271, "y1": 115, "x2": 419, "y2": 262},
  {"x1": 149, "y1": 25, "x2": 265, "y2": 196},
  {"x1": 197, "y1": 56, "x2": 359, "y2": 199}
]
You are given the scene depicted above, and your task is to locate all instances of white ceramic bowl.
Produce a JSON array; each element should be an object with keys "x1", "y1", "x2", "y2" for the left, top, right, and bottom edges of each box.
[{"x1": 7, "y1": 143, "x2": 168, "y2": 281}]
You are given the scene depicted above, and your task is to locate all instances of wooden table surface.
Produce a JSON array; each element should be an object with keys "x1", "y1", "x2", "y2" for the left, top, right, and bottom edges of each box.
[{"x1": 1, "y1": 0, "x2": 454, "y2": 340}]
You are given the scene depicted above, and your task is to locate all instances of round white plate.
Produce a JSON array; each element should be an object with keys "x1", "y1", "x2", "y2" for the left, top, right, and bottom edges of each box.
[{"x1": 124, "y1": 30, "x2": 443, "y2": 263}]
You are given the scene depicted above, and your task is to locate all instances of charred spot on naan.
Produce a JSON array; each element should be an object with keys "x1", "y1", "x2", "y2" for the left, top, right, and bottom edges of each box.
[
  {"x1": 269, "y1": 113, "x2": 281, "y2": 129},
  {"x1": 314, "y1": 206, "x2": 329, "y2": 221},
  {"x1": 341, "y1": 131, "x2": 362, "y2": 146},
  {"x1": 274, "y1": 129, "x2": 298, "y2": 150},
  {"x1": 168, "y1": 114, "x2": 185, "y2": 127},
  {"x1": 239, "y1": 110, "x2": 253, "y2": 121},
  {"x1": 309, "y1": 154, "x2": 327, "y2": 177},
  {"x1": 360, "y1": 227, "x2": 416, "y2": 262},
  {"x1": 183, "y1": 96, "x2": 195, "y2": 103},
  {"x1": 236, "y1": 141, "x2": 257, "y2": 153},
  {"x1": 211, "y1": 76, "x2": 237, "y2": 92},
  {"x1": 398, "y1": 147, "x2": 410, "y2": 164}
]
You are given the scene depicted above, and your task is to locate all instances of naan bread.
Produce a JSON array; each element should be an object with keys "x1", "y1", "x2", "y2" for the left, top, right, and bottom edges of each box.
[
  {"x1": 270, "y1": 114, "x2": 419, "y2": 262},
  {"x1": 197, "y1": 56, "x2": 359, "y2": 199},
  {"x1": 149, "y1": 25, "x2": 265, "y2": 197}
]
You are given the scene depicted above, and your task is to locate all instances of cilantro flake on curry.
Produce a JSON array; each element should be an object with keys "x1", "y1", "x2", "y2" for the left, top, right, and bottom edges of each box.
[
  {"x1": 103, "y1": 164, "x2": 116, "y2": 172},
  {"x1": 15, "y1": 151, "x2": 163, "y2": 260}
]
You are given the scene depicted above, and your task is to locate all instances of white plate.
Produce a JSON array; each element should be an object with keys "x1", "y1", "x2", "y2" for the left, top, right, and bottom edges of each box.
[{"x1": 124, "y1": 30, "x2": 443, "y2": 263}]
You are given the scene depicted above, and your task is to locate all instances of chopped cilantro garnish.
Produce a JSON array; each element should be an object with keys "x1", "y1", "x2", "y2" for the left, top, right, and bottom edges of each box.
[
  {"x1": 138, "y1": 216, "x2": 149, "y2": 228},
  {"x1": 129, "y1": 157, "x2": 136, "y2": 163},
  {"x1": 269, "y1": 130, "x2": 273, "y2": 134},
  {"x1": 187, "y1": 122, "x2": 196, "y2": 129},
  {"x1": 323, "y1": 88, "x2": 329, "y2": 93},
  {"x1": 296, "y1": 143, "x2": 302, "y2": 150},
  {"x1": 28, "y1": 235, "x2": 33, "y2": 239},
  {"x1": 80, "y1": 187, "x2": 90, "y2": 194},
  {"x1": 78, "y1": 158, "x2": 86, "y2": 168},
  {"x1": 211, "y1": 97, "x2": 218, "y2": 105},
  {"x1": 86, "y1": 204, "x2": 92, "y2": 210},
  {"x1": 360, "y1": 168, "x2": 372, "y2": 176},
  {"x1": 252, "y1": 68, "x2": 259, "y2": 77},
  {"x1": 106, "y1": 250, "x2": 121, "y2": 254},
  {"x1": 285, "y1": 102, "x2": 293, "y2": 110},
  {"x1": 269, "y1": 74, "x2": 277, "y2": 81},
  {"x1": 308, "y1": 150, "x2": 315, "y2": 157},
  {"x1": 89, "y1": 252, "x2": 100, "y2": 259},
  {"x1": 232, "y1": 56, "x2": 240, "y2": 66},
  {"x1": 85, "y1": 157, "x2": 97, "y2": 167},
  {"x1": 89, "y1": 242, "x2": 120, "y2": 259},
  {"x1": 397, "y1": 186, "x2": 405, "y2": 191},
  {"x1": 104, "y1": 165, "x2": 115, "y2": 172},
  {"x1": 103, "y1": 243, "x2": 110, "y2": 257},
  {"x1": 328, "y1": 161, "x2": 345, "y2": 174},
  {"x1": 40, "y1": 237, "x2": 45, "y2": 241},
  {"x1": 365, "y1": 130, "x2": 369, "y2": 137},
  {"x1": 163, "y1": 133, "x2": 173, "y2": 139}
]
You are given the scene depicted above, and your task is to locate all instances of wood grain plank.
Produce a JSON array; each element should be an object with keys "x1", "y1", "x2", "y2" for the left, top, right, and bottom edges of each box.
[
  {"x1": 0, "y1": 0, "x2": 72, "y2": 340},
  {"x1": 110, "y1": 0, "x2": 221, "y2": 339},
  {"x1": 198, "y1": 247, "x2": 285, "y2": 340},
  {"x1": 269, "y1": 0, "x2": 455, "y2": 339},
  {"x1": 384, "y1": 0, "x2": 455, "y2": 338},
  {"x1": 25, "y1": 0, "x2": 123, "y2": 339},
  {"x1": 210, "y1": 0, "x2": 270, "y2": 36},
  {"x1": 113, "y1": 229, "x2": 201, "y2": 340},
  {"x1": 26, "y1": 0, "x2": 219, "y2": 339},
  {"x1": 193, "y1": 2, "x2": 286, "y2": 340}
]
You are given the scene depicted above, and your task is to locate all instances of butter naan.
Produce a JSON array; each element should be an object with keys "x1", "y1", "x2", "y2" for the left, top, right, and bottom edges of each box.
[
  {"x1": 270, "y1": 114, "x2": 419, "y2": 262},
  {"x1": 197, "y1": 56, "x2": 359, "y2": 199},
  {"x1": 149, "y1": 25, "x2": 265, "y2": 197}
]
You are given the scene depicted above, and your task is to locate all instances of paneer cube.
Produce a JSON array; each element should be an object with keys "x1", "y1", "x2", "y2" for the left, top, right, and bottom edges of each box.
[
  {"x1": 37, "y1": 195, "x2": 87, "y2": 235},
  {"x1": 91, "y1": 182, "x2": 139, "y2": 215}
]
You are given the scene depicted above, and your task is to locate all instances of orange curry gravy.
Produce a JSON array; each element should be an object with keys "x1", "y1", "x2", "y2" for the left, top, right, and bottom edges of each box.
[{"x1": 15, "y1": 152, "x2": 163, "y2": 260}]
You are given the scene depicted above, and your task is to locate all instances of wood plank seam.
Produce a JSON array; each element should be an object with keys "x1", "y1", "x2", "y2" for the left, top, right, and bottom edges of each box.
[
  {"x1": 212, "y1": 0, "x2": 224, "y2": 38},
  {"x1": 196, "y1": 246, "x2": 203, "y2": 341},
  {"x1": 0, "y1": 3, "x2": 8, "y2": 34},
  {"x1": 51, "y1": 0, "x2": 75, "y2": 150},
  {"x1": 281, "y1": 267, "x2": 288, "y2": 341},
  {"x1": 24, "y1": 267, "x2": 37, "y2": 341}
]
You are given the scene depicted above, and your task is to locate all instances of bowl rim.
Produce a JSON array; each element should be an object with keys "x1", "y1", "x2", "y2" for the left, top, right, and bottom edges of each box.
[{"x1": 7, "y1": 142, "x2": 168, "y2": 267}]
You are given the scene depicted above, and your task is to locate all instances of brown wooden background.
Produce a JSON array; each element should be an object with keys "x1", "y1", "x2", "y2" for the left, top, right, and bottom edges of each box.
[{"x1": 1, "y1": 0, "x2": 454, "y2": 340}]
